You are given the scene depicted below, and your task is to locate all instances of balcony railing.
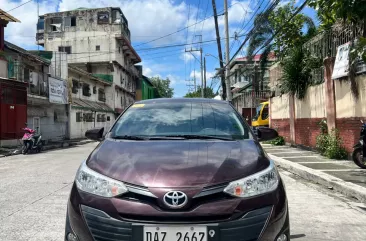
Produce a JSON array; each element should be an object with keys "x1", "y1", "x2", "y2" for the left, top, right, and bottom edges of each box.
[{"x1": 128, "y1": 65, "x2": 140, "y2": 78}]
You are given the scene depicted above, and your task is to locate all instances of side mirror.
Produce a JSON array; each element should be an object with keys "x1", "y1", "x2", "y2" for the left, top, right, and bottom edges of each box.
[
  {"x1": 256, "y1": 127, "x2": 278, "y2": 142},
  {"x1": 85, "y1": 127, "x2": 104, "y2": 141}
]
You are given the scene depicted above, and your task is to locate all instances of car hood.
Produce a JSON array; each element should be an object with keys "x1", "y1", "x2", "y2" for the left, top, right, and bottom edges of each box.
[{"x1": 87, "y1": 138, "x2": 270, "y2": 188}]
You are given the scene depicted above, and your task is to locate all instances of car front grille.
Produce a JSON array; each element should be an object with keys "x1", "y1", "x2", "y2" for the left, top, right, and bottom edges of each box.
[
  {"x1": 81, "y1": 205, "x2": 133, "y2": 241},
  {"x1": 81, "y1": 205, "x2": 272, "y2": 241}
]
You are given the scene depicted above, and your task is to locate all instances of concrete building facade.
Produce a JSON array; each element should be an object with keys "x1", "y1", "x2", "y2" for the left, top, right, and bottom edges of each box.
[{"x1": 37, "y1": 7, "x2": 141, "y2": 118}]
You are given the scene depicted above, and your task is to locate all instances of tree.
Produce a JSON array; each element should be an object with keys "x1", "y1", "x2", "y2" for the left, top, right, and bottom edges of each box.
[
  {"x1": 150, "y1": 77, "x2": 174, "y2": 98},
  {"x1": 247, "y1": 1, "x2": 316, "y2": 61},
  {"x1": 308, "y1": 0, "x2": 366, "y2": 30},
  {"x1": 185, "y1": 87, "x2": 217, "y2": 98}
]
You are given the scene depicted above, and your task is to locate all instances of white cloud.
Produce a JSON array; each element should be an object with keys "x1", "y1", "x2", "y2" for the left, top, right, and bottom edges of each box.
[
  {"x1": 3, "y1": 0, "x2": 58, "y2": 47},
  {"x1": 3, "y1": 0, "x2": 252, "y2": 48},
  {"x1": 189, "y1": 70, "x2": 216, "y2": 83},
  {"x1": 180, "y1": 51, "x2": 200, "y2": 63}
]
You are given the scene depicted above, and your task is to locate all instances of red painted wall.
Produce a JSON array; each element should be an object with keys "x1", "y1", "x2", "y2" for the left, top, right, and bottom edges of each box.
[
  {"x1": 294, "y1": 118, "x2": 322, "y2": 148},
  {"x1": 270, "y1": 119, "x2": 291, "y2": 143},
  {"x1": 0, "y1": 81, "x2": 28, "y2": 140},
  {"x1": 336, "y1": 117, "x2": 365, "y2": 153}
]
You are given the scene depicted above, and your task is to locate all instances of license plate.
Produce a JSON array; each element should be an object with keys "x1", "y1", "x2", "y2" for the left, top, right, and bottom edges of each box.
[{"x1": 144, "y1": 226, "x2": 207, "y2": 241}]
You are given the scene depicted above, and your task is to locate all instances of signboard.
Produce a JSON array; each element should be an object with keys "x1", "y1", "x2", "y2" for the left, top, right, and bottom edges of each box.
[
  {"x1": 332, "y1": 42, "x2": 350, "y2": 79},
  {"x1": 49, "y1": 77, "x2": 68, "y2": 104}
]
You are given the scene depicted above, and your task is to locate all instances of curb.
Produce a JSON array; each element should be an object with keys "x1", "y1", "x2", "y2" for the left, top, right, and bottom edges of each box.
[{"x1": 269, "y1": 154, "x2": 366, "y2": 203}]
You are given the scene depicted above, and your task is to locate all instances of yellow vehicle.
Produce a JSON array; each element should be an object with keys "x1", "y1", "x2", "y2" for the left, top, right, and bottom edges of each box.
[{"x1": 252, "y1": 101, "x2": 269, "y2": 127}]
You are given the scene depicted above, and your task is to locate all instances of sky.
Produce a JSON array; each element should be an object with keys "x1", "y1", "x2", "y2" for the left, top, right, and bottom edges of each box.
[{"x1": 1, "y1": 0, "x2": 317, "y2": 97}]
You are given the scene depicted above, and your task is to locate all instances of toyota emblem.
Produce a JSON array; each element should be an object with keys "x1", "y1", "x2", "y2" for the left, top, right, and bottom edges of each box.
[{"x1": 163, "y1": 191, "x2": 188, "y2": 208}]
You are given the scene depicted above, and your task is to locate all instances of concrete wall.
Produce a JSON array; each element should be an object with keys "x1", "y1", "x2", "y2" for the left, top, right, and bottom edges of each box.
[
  {"x1": 295, "y1": 84, "x2": 326, "y2": 119},
  {"x1": 269, "y1": 70, "x2": 366, "y2": 153},
  {"x1": 27, "y1": 102, "x2": 68, "y2": 142},
  {"x1": 69, "y1": 109, "x2": 113, "y2": 139},
  {"x1": 270, "y1": 94, "x2": 291, "y2": 142},
  {"x1": 0, "y1": 58, "x2": 7, "y2": 78}
]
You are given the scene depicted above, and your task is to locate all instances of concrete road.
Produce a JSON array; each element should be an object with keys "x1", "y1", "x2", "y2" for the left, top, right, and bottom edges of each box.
[{"x1": 1, "y1": 143, "x2": 366, "y2": 241}]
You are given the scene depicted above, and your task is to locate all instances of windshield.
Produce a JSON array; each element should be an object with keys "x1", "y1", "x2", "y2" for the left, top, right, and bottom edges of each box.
[{"x1": 111, "y1": 102, "x2": 252, "y2": 140}]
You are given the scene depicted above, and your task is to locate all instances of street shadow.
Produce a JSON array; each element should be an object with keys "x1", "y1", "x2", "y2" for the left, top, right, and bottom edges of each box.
[{"x1": 290, "y1": 234, "x2": 306, "y2": 239}]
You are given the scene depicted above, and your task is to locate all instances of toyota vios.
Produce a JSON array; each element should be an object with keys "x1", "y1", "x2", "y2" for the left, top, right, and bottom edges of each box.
[{"x1": 65, "y1": 98, "x2": 289, "y2": 241}]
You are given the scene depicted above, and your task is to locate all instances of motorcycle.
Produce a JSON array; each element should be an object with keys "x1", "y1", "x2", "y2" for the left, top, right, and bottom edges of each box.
[
  {"x1": 21, "y1": 124, "x2": 43, "y2": 154},
  {"x1": 352, "y1": 120, "x2": 366, "y2": 168}
]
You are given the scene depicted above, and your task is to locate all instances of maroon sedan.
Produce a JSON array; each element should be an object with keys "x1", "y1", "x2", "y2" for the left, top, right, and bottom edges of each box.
[{"x1": 65, "y1": 98, "x2": 289, "y2": 241}]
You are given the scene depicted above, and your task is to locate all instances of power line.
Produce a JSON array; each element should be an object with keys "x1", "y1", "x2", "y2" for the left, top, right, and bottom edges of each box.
[
  {"x1": 227, "y1": 0, "x2": 281, "y2": 65},
  {"x1": 252, "y1": 0, "x2": 311, "y2": 56},
  {"x1": 134, "y1": 1, "x2": 250, "y2": 48},
  {"x1": 135, "y1": 34, "x2": 247, "y2": 52},
  {"x1": 5, "y1": 0, "x2": 33, "y2": 13}
]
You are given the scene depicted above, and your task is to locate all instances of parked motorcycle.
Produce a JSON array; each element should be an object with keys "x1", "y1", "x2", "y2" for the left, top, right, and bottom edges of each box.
[
  {"x1": 352, "y1": 120, "x2": 366, "y2": 168},
  {"x1": 21, "y1": 123, "x2": 43, "y2": 154}
]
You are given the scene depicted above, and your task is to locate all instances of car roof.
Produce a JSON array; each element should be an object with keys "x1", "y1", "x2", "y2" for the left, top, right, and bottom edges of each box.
[{"x1": 135, "y1": 98, "x2": 229, "y2": 105}]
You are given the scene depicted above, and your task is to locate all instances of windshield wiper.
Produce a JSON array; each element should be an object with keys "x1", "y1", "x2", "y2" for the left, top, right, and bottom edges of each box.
[
  {"x1": 159, "y1": 135, "x2": 233, "y2": 141},
  {"x1": 112, "y1": 135, "x2": 148, "y2": 140}
]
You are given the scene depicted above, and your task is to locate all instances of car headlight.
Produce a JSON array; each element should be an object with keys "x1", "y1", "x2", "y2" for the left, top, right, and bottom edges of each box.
[
  {"x1": 224, "y1": 160, "x2": 279, "y2": 198},
  {"x1": 75, "y1": 161, "x2": 128, "y2": 197}
]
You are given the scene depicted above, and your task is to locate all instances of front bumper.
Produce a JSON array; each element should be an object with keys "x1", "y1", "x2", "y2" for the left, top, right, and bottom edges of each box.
[{"x1": 65, "y1": 183, "x2": 289, "y2": 241}]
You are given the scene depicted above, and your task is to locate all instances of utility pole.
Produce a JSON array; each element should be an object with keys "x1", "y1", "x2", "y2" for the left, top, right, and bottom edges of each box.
[
  {"x1": 211, "y1": 0, "x2": 226, "y2": 100},
  {"x1": 203, "y1": 56, "x2": 207, "y2": 96},
  {"x1": 196, "y1": 34, "x2": 204, "y2": 98},
  {"x1": 224, "y1": 0, "x2": 232, "y2": 102},
  {"x1": 185, "y1": 46, "x2": 202, "y2": 95}
]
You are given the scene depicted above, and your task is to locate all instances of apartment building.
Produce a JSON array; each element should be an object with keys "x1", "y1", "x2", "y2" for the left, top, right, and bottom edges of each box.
[{"x1": 36, "y1": 7, "x2": 141, "y2": 117}]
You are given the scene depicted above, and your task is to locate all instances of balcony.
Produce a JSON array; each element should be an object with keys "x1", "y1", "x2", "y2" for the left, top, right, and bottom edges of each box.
[
  {"x1": 128, "y1": 65, "x2": 141, "y2": 78},
  {"x1": 36, "y1": 33, "x2": 44, "y2": 45}
]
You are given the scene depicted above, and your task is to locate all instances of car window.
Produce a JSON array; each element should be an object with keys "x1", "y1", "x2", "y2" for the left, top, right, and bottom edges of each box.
[
  {"x1": 262, "y1": 106, "x2": 269, "y2": 120},
  {"x1": 111, "y1": 102, "x2": 252, "y2": 140}
]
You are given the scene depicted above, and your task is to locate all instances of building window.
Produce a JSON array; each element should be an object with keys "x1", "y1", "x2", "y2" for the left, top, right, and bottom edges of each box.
[
  {"x1": 64, "y1": 16, "x2": 76, "y2": 27},
  {"x1": 50, "y1": 18, "x2": 62, "y2": 31},
  {"x1": 120, "y1": 74, "x2": 124, "y2": 85},
  {"x1": 58, "y1": 46, "x2": 71, "y2": 54},
  {"x1": 82, "y1": 83, "x2": 91, "y2": 97},
  {"x1": 96, "y1": 45, "x2": 100, "y2": 51},
  {"x1": 107, "y1": 116, "x2": 110, "y2": 121},
  {"x1": 98, "y1": 12, "x2": 109, "y2": 24},
  {"x1": 71, "y1": 16, "x2": 76, "y2": 26},
  {"x1": 118, "y1": 47, "x2": 121, "y2": 53},
  {"x1": 83, "y1": 113, "x2": 94, "y2": 122},
  {"x1": 72, "y1": 79, "x2": 79, "y2": 94},
  {"x1": 112, "y1": 10, "x2": 121, "y2": 23},
  {"x1": 76, "y1": 112, "x2": 82, "y2": 122},
  {"x1": 23, "y1": 68, "x2": 30, "y2": 83},
  {"x1": 93, "y1": 86, "x2": 97, "y2": 94},
  {"x1": 98, "y1": 88, "x2": 106, "y2": 102}
]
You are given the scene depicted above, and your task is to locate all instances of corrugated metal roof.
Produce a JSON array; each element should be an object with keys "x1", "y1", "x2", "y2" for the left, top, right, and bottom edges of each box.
[
  {"x1": 0, "y1": 9, "x2": 20, "y2": 22},
  {"x1": 71, "y1": 98, "x2": 113, "y2": 113},
  {"x1": 4, "y1": 41, "x2": 50, "y2": 64}
]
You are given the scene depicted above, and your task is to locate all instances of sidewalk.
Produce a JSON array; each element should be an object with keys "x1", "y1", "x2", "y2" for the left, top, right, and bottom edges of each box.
[
  {"x1": 0, "y1": 139, "x2": 95, "y2": 158},
  {"x1": 262, "y1": 143, "x2": 366, "y2": 202}
]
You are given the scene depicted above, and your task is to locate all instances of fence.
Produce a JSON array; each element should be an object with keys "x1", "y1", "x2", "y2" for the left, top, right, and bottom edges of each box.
[{"x1": 303, "y1": 23, "x2": 365, "y2": 83}]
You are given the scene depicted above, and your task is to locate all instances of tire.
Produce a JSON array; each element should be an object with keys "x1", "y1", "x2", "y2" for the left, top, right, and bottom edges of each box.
[
  {"x1": 37, "y1": 142, "x2": 43, "y2": 153},
  {"x1": 22, "y1": 143, "x2": 30, "y2": 155},
  {"x1": 352, "y1": 147, "x2": 366, "y2": 169}
]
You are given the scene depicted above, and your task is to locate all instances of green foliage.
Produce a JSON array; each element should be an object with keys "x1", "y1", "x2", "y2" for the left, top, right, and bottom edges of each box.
[
  {"x1": 185, "y1": 86, "x2": 217, "y2": 98},
  {"x1": 280, "y1": 47, "x2": 322, "y2": 99},
  {"x1": 268, "y1": 1, "x2": 317, "y2": 58},
  {"x1": 248, "y1": 1, "x2": 317, "y2": 61},
  {"x1": 308, "y1": 0, "x2": 366, "y2": 30},
  {"x1": 316, "y1": 129, "x2": 348, "y2": 159},
  {"x1": 350, "y1": 37, "x2": 366, "y2": 64},
  {"x1": 317, "y1": 119, "x2": 328, "y2": 134},
  {"x1": 150, "y1": 77, "x2": 174, "y2": 98},
  {"x1": 264, "y1": 136, "x2": 285, "y2": 146}
]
